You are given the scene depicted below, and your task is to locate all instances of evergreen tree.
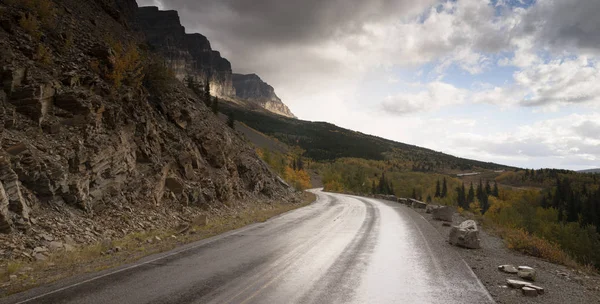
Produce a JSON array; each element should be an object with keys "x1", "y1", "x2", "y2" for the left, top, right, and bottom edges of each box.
[
  {"x1": 426, "y1": 195, "x2": 432, "y2": 203},
  {"x1": 480, "y1": 192, "x2": 489, "y2": 214},
  {"x1": 492, "y1": 181, "x2": 499, "y2": 197},
  {"x1": 211, "y1": 97, "x2": 219, "y2": 114},
  {"x1": 371, "y1": 180, "x2": 376, "y2": 194},
  {"x1": 485, "y1": 180, "x2": 492, "y2": 195},
  {"x1": 227, "y1": 113, "x2": 235, "y2": 129},
  {"x1": 456, "y1": 184, "x2": 467, "y2": 209},
  {"x1": 185, "y1": 76, "x2": 194, "y2": 89},
  {"x1": 441, "y1": 178, "x2": 448, "y2": 198},
  {"x1": 467, "y1": 182, "x2": 475, "y2": 204},
  {"x1": 378, "y1": 173, "x2": 386, "y2": 194},
  {"x1": 476, "y1": 179, "x2": 483, "y2": 203},
  {"x1": 412, "y1": 188, "x2": 417, "y2": 199},
  {"x1": 435, "y1": 180, "x2": 441, "y2": 198},
  {"x1": 297, "y1": 157, "x2": 304, "y2": 171},
  {"x1": 204, "y1": 78, "x2": 211, "y2": 102}
]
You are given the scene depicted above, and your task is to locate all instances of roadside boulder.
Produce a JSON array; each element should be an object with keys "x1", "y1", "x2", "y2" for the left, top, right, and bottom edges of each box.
[
  {"x1": 498, "y1": 264, "x2": 518, "y2": 274},
  {"x1": 425, "y1": 204, "x2": 439, "y2": 214},
  {"x1": 506, "y1": 279, "x2": 532, "y2": 289},
  {"x1": 449, "y1": 220, "x2": 480, "y2": 249},
  {"x1": 518, "y1": 266, "x2": 537, "y2": 281},
  {"x1": 432, "y1": 206, "x2": 454, "y2": 222}
]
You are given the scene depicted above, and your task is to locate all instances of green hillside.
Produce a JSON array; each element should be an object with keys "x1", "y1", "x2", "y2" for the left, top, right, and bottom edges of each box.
[{"x1": 221, "y1": 103, "x2": 510, "y2": 171}]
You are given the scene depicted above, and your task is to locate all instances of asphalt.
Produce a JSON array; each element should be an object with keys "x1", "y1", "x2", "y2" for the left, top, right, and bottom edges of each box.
[{"x1": 1, "y1": 190, "x2": 494, "y2": 304}]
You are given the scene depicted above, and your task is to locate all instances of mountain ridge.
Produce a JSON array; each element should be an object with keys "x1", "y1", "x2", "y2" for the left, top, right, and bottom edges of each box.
[{"x1": 135, "y1": 6, "x2": 295, "y2": 118}]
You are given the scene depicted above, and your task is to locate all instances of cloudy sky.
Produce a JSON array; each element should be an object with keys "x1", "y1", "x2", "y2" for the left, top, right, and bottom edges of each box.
[{"x1": 138, "y1": 0, "x2": 600, "y2": 170}]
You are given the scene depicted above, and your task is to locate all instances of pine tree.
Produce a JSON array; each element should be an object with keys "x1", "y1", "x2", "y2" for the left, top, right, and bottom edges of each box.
[
  {"x1": 456, "y1": 184, "x2": 466, "y2": 209},
  {"x1": 426, "y1": 195, "x2": 432, "y2": 203},
  {"x1": 492, "y1": 181, "x2": 499, "y2": 197},
  {"x1": 476, "y1": 179, "x2": 483, "y2": 203},
  {"x1": 435, "y1": 180, "x2": 441, "y2": 198},
  {"x1": 227, "y1": 113, "x2": 235, "y2": 129},
  {"x1": 441, "y1": 178, "x2": 448, "y2": 198},
  {"x1": 467, "y1": 182, "x2": 475, "y2": 204},
  {"x1": 297, "y1": 158, "x2": 304, "y2": 171},
  {"x1": 412, "y1": 188, "x2": 417, "y2": 199},
  {"x1": 211, "y1": 97, "x2": 219, "y2": 114},
  {"x1": 485, "y1": 180, "x2": 492, "y2": 195},
  {"x1": 378, "y1": 173, "x2": 386, "y2": 194},
  {"x1": 203, "y1": 79, "x2": 211, "y2": 107},
  {"x1": 371, "y1": 180, "x2": 376, "y2": 194}
]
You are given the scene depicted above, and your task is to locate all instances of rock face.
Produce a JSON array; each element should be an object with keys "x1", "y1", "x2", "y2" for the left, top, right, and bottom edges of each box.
[
  {"x1": 449, "y1": 220, "x2": 481, "y2": 249},
  {"x1": 0, "y1": 0, "x2": 289, "y2": 239},
  {"x1": 135, "y1": 6, "x2": 235, "y2": 98},
  {"x1": 232, "y1": 74, "x2": 295, "y2": 118}
]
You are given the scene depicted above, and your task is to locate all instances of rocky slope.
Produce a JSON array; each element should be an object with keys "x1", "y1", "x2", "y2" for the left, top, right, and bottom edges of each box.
[
  {"x1": 0, "y1": 0, "x2": 289, "y2": 259},
  {"x1": 232, "y1": 73, "x2": 295, "y2": 118},
  {"x1": 135, "y1": 6, "x2": 235, "y2": 98}
]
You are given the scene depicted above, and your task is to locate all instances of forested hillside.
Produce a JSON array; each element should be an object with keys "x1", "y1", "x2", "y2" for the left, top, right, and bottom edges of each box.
[{"x1": 222, "y1": 104, "x2": 509, "y2": 171}]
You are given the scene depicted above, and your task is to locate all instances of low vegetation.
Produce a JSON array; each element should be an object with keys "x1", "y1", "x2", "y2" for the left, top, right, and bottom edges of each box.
[
  {"x1": 18, "y1": 13, "x2": 40, "y2": 40},
  {"x1": 35, "y1": 43, "x2": 52, "y2": 66},
  {"x1": 257, "y1": 147, "x2": 311, "y2": 191},
  {"x1": 105, "y1": 38, "x2": 144, "y2": 90}
]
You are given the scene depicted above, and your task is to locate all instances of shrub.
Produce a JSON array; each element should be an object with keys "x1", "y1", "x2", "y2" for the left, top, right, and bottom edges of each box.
[
  {"x1": 9, "y1": 0, "x2": 55, "y2": 27},
  {"x1": 502, "y1": 228, "x2": 575, "y2": 266},
  {"x1": 62, "y1": 30, "x2": 74, "y2": 53},
  {"x1": 18, "y1": 13, "x2": 40, "y2": 40},
  {"x1": 90, "y1": 59, "x2": 101, "y2": 74},
  {"x1": 35, "y1": 43, "x2": 52, "y2": 66},
  {"x1": 104, "y1": 38, "x2": 144, "y2": 90},
  {"x1": 143, "y1": 59, "x2": 175, "y2": 92}
]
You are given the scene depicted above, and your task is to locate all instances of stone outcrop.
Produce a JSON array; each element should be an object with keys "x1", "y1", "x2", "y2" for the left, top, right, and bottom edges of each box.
[
  {"x1": 232, "y1": 74, "x2": 295, "y2": 118},
  {"x1": 135, "y1": 6, "x2": 235, "y2": 98},
  {"x1": 0, "y1": 0, "x2": 290, "y2": 245},
  {"x1": 449, "y1": 220, "x2": 481, "y2": 249}
]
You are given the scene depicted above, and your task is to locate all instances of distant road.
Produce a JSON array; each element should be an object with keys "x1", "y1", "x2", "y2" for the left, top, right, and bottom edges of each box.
[{"x1": 2, "y1": 190, "x2": 494, "y2": 304}]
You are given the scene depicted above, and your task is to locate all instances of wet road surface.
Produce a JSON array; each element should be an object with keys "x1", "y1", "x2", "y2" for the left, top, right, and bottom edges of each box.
[{"x1": 2, "y1": 190, "x2": 494, "y2": 304}]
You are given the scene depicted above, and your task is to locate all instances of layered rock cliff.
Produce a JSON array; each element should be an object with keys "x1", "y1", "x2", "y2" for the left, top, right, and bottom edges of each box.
[
  {"x1": 135, "y1": 6, "x2": 235, "y2": 98},
  {"x1": 232, "y1": 74, "x2": 296, "y2": 118},
  {"x1": 0, "y1": 0, "x2": 289, "y2": 257},
  {"x1": 135, "y1": 6, "x2": 296, "y2": 118}
]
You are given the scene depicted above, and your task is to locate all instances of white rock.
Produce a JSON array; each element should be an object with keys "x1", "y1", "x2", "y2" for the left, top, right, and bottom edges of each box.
[
  {"x1": 449, "y1": 220, "x2": 480, "y2": 249},
  {"x1": 498, "y1": 264, "x2": 518, "y2": 274},
  {"x1": 506, "y1": 279, "x2": 532, "y2": 288},
  {"x1": 518, "y1": 266, "x2": 536, "y2": 281}
]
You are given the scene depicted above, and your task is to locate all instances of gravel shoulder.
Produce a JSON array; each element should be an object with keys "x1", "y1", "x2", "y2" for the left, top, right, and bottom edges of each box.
[{"x1": 408, "y1": 204, "x2": 600, "y2": 304}]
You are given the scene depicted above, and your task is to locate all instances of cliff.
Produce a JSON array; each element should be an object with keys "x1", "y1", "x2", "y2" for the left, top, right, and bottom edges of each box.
[
  {"x1": 232, "y1": 74, "x2": 296, "y2": 118},
  {"x1": 135, "y1": 6, "x2": 235, "y2": 98},
  {"x1": 0, "y1": 0, "x2": 290, "y2": 258}
]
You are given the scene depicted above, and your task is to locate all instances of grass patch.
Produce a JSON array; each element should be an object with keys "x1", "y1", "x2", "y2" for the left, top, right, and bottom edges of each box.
[{"x1": 0, "y1": 195, "x2": 315, "y2": 295}]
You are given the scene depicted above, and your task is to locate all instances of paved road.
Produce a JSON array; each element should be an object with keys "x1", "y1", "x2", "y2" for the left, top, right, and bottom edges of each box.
[{"x1": 2, "y1": 190, "x2": 494, "y2": 304}]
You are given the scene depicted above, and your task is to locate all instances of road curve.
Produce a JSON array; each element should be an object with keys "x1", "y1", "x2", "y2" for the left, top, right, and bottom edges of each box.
[{"x1": 2, "y1": 190, "x2": 494, "y2": 304}]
